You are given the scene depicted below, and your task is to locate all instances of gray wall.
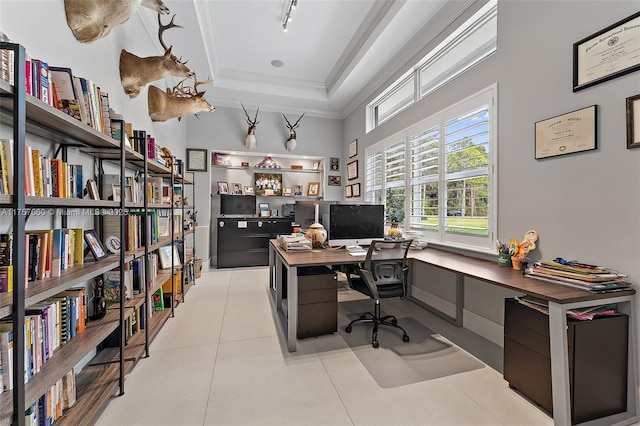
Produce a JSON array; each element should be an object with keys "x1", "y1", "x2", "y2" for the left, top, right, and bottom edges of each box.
[
  {"x1": 186, "y1": 105, "x2": 344, "y2": 265},
  {"x1": 344, "y1": 0, "x2": 640, "y2": 366}
]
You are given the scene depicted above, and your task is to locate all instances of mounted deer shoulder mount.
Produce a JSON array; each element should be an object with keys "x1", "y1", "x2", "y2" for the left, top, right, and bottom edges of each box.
[
  {"x1": 65, "y1": 0, "x2": 169, "y2": 43},
  {"x1": 119, "y1": 14, "x2": 194, "y2": 98},
  {"x1": 283, "y1": 113, "x2": 305, "y2": 152},
  {"x1": 241, "y1": 102, "x2": 260, "y2": 150},
  {"x1": 148, "y1": 76, "x2": 215, "y2": 122}
]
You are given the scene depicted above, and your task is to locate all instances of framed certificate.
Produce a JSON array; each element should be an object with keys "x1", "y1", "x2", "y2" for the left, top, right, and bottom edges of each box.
[
  {"x1": 348, "y1": 139, "x2": 358, "y2": 158},
  {"x1": 347, "y1": 160, "x2": 358, "y2": 180},
  {"x1": 187, "y1": 148, "x2": 208, "y2": 171},
  {"x1": 535, "y1": 105, "x2": 597, "y2": 159},
  {"x1": 627, "y1": 93, "x2": 640, "y2": 149},
  {"x1": 573, "y1": 11, "x2": 640, "y2": 92}
]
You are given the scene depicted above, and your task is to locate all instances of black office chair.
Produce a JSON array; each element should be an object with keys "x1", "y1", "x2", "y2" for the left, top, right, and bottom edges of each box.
[{"x1": 344, "y1": 239, "x2": 413, "y2": 348}]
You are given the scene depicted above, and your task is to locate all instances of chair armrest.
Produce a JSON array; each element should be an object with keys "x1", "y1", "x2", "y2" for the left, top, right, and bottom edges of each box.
[{"x1": 360, "y1": 269, "x2": 380, "y2": 300}]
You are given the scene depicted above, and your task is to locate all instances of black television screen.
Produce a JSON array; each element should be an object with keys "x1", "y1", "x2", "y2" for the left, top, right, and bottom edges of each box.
[
  {"x1": 328, "y1": 204, "x2": 384, "y2": 247},
  {"x1": 220, "y1": 195, "x2": 256, "y2": 215}
]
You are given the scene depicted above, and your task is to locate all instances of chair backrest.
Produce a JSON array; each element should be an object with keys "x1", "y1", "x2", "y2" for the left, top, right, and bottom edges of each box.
[{"x1": 363, "y1": 239, "x2": 413, "y2": 287}]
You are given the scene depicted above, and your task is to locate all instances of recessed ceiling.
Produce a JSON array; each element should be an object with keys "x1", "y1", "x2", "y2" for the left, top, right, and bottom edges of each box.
[{"x1": 138, "y1": 0, "x2": 471, "y2": 118}]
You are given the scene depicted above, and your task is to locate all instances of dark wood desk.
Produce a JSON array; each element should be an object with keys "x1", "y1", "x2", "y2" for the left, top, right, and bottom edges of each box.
[{"x1": 268, "y1": 241, "x2": 638, "y2": 426}]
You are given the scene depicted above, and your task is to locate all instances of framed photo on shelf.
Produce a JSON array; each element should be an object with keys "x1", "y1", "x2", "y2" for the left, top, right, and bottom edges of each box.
[
  {"x1": 104, "y1": 235, "x2": 121, "y2": 254},
  {"x1": 158, "y1": 245, "x2": 182, "y2": 269},
  {"x1": 330, "y1": 157, "x2": 340, "y2": 171},
  {"x1": 124, "y1": 185, "x2": 133, "y2": 203},
  {"x1": 352, "y1": 182, "x2": 361, "y2": 197},
  {"x1": 84, "y1": 229, "x2": 109, "y2": 261},
  {"x1": 535, "y1": 105, "x2": 597, "y2": 159},
  {"x1": 187, "y1": 148, "x2": 208, "y2": 172},
  {"x1": 213, "y1": 152, "x2": 231, "y2": 166},
  {"x1": 345, "y1": 184, "x2": 353, "y2": 198},
  {"x1": 328, "y1": 175, "x2": 341, "y2": 186},
  {"x1": 244, "y1": 186, "x2": 255, "y2": 195},
  {"x1": 307, "y1": 181, "x2": 320, "y2": 197},
  {"x1": 254, "y1": 172, "x2": 282, "y2": 196},
  {"x1": 348, "y1": 139, "x2": 358, "y2": 158},
  {"x1": 573, "y1": 12, "x2": 640, "y2": 92},
  {"x1": 259, "y1": 202, "x2": 270, "y2": 217},
  {"x1": 158, "y1": 217, "x2": 170, "y2": 237},
  {"x1": 312, "y1": 161, "x2": 321, "y2": 170},
  {"x1": 627, "y1": 93, "x2": 640, "y2": 149},
  {"x1": 217, "y1": 181, "x2": 229, "y2": 194},
  {"x1": 111, "y1": 184, "x2": 121, "y2": 202},
  {"x1": 347, "y1": 160, "x2": 358, "y2": 180},
  {"x1": 283, "y1": 187, "x2": 292, "y2": 196},
  {"x1": 293, "y1": 185, "x2": 303, "y2": 196},
  {"x1": 232, "y1": 183, "x2": 243, "y2": 194}
]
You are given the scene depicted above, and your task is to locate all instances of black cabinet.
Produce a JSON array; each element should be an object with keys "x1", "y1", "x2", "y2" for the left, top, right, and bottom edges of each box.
[
  {"x1": 217, "y1": 217, "x2": 294, "y2": 268},
  {"x1": 503, "y1": 298, "x2": 628, "y2": 424}
]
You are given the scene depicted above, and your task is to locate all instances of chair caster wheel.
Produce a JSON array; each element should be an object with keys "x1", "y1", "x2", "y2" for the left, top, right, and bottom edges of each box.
[
  {"x1": 391, "y1": 318, "x2": 397, "y2": 325},
  {"x1": 402, "y1": 334, "x2": 410, "y2": 342},
  {"x1": 372, "y1": 340, "x2": 379, "y2": 348},
  {"x1": 345, "y1": 326, "x2": 352, "y2": 333}
]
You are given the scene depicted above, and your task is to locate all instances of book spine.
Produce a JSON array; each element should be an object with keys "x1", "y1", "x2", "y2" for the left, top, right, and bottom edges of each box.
[{"x1": 31, "y1": 149, "x2": 43, "y2": 197}]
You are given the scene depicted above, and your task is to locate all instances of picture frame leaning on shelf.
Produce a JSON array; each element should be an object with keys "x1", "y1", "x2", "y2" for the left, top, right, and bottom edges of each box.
[{"x1": 84, "y1": 229, "x2": 109, "y2": 261}]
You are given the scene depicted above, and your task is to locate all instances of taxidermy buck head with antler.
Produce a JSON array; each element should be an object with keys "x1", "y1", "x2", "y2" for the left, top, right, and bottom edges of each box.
[
  {"x1": 241, "y1": 102, "x2": 260, "y2": 150},
  {"x1": 148, "y1": 75, "x2": 215, "y2": 122},
  {"x1": 64, "y1": 0, "x2": 169, "y2": 43},
  {"x1": 119, "y1": 14, "x2": 195, "y2": 98},
  {"x1": 283, "y1": 113, "x2": 305, "y2": 152}
]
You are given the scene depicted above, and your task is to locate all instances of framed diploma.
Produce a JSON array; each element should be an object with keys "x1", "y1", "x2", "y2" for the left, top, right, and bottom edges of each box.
[
  {"x1": 535, "y1": 105, "x2": 597, "y2": 159},
  {"x1": 187, "y1": 148, "x2": 208, "y2": 171},
  {"x1": 627, "y1": 94, "x2": 640, "y2": 149},
  {"x1": 573, "y1": 11, "x2": 640, "y2": 92}
]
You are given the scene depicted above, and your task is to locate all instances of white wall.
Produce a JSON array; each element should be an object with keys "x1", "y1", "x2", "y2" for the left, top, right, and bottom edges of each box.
[{"x1": 345, "y1": 0, "x2": 640, "y2": 374}]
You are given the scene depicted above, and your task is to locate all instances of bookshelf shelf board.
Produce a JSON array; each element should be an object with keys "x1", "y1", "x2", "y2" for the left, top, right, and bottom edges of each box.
[
  {"x1": 0, "y1": 80, "x2": 124, "y2": 151},
  {"x1": 124, "y1": 292, "x2": 146, "y2": 311},
  {"x1": 212, "y1": 164, "x2": 323, "y2": 174},
  {"x1": 25, "y1": 196, "x2": 122, "y2": 208},
  {"x1": 80, "y1": 147, "x2": 143, "y2": 162},
  {"x1": 0, "y1": 194, "x2": 11, "y2": 205},
  {"x1": 0, "y1": 309, "x2": 120, "y2": 421}
]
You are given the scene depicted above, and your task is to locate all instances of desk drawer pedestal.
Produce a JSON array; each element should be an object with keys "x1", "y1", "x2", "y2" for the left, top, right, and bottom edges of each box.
[
  {"x1": 295, "y1": 266, "x2": 337, "y2": 339},
  {"x1": 503, "y1": 298, "x2": 628, "y2": 424}
]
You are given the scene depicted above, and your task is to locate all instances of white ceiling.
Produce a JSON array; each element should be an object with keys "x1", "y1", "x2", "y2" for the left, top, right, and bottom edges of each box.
[{"x1": 138, "y1": 0, "x2": 473, "y2": 118}]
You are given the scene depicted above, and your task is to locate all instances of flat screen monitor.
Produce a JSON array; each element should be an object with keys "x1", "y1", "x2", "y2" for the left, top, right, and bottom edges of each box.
[
  {"x1": 220, "y1": 195, "x2": 256, "y2": 216},
  {"x1": 328, "y1": 204, "x2": 385, "y2": 247},
  {"x1": 295, "y1": 200, "x2": 333, "y2": 227}
]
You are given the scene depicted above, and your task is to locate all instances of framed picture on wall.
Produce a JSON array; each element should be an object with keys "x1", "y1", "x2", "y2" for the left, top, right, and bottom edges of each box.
[
  {"x1": 330, "y1": 157, "x2": 340, "y2": 171},
  {"x1": 328, "y1": 175, "x2": 341, "y2": 186},
  {"x1": 352, "y1": 183, "x2": 361, "y2": 197},
  {"x1": 627, "y1": 93, "x2": 640, "y2": 149},
  {"x1": 345, "y1": 185, "x2": 353, "y2": 198},
  {"x1": 534, "y1": 105, "x2": 597, "y2": 159},
  {"x1": 187, "y1": 148, "x2": 208, "y2": 171},
  {"x1": 348, "y1": 139, "x2": 358, "y2": 158},
  {"x1": 347, "y1": 160, "x2": 358, "y2": 180}
]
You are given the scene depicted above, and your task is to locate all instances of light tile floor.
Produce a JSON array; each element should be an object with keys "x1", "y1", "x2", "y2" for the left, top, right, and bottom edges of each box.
[{"x1": 95, "y1": 268, "x2": 553, "y2": 426}]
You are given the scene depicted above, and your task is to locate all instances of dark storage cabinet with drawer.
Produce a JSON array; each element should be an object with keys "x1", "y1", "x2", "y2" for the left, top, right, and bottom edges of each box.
[
  {"x1": 503, "y1": 298, "x2": 628, "y2": 424},
  {"x1": 283, "y1": 266, "x2": 337, "y2": 338}
]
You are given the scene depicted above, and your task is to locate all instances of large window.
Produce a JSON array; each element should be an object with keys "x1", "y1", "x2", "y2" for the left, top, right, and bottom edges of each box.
[
  {"x1": 365, "y1": 85, "x2": 496, "y2": 252},
  {"x1": 367, "y1": 0, "x2": 497, "y2": 132}
]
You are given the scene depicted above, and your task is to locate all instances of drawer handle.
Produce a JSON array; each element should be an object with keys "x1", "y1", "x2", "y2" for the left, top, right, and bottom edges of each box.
[
  {"x1": 258, "y1": 221, "x2": 263, "y2": 227},
  {"x1": 219, "y1": 221, "x2": 224, "y2": 227}
]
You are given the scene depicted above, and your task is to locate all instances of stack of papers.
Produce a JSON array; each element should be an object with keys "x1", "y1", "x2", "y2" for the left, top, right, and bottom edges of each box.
[
  {"x1": 410, "y1": 240, "x2": 428, "y2": 249},
  {"x1": 277, "y1": 235, "x2": 312, "y2": 252},
  {"x1": 524, "y1": 260, "x2": 634, "y2": 293},
  {"x1": 514, "y1": 296, "x2": 619, "y2": 320}
]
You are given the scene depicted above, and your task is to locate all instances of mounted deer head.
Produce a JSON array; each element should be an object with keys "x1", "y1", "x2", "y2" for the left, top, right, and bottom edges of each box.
[
  {"x1": 283, "y1": 113, "x2": 305, "y2": 152},
  {"x1": 119, "y1": 14, "x2": 195, "y2": 98},
  {"x1": 148, "y1": 76, "x2": 215, "y2": 122},
  {"x1": 65, "y1": 0, "x2": 169, "y2": 43},
  {"x1": 241, "y1": 102, "x2": 260, "y2": 150}
]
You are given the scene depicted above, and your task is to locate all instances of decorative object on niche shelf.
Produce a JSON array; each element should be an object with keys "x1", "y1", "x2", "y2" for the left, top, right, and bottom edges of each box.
[
  {"x1": 312, "y1": 161, "x2": 320, "y2": 170},
  {"x1": 90, "y1": 276, "x2": 107, "y2": 320},
  {"x1": 345, "y1": 184, "x2": 353, "y2": 198},
  {"x1": 307, "y1": 181, "x2": 320, "y2": 197},
  {"x1": 147, "y1": 75, "x2": 215, "y2": 122},
  {"x1": 119, "y1": 14, "x2": 194, "y2": 99},
  {"x1": 241, "y1": 161, "x2": 250, "y2": 167},
  {"x1": 255, "y1": 156, "x2": 280, "y2": 168},
  {"x1": 535, "y1": 105, "x2": 597, "y2": 159},
  {"x1": 217, "y1": 182, "x2": 229, "y2": 194},
  {"x1": 328, "y1": 175, "x2": 341, "y2": 186},
  {"x1": 187, "y1": 148, "x2": 208, "y2": 171},
  {"x1": 259, "y1": 203, "x2": 270, "y2": 217},
  {"x1": 293, "y1": 185, "x2": 303, "y2": 196},
  {"x1": 232, "y1": 183, "x2": 243, "y2": 194},
  {"x1": 347, "y1": 160, "x2": 358, "y2": 180},
  {"x1": 158, "y1": 245, "x2": 181, "y2": 269},
  {"x1": 627, "y1": 93, "x2": 640, "y2": 149},
  {"x1": 105, "y1": 235, "x2": 121, "y2": 254},
  {"x1": 351, "y1": 182, "x2": 361, "y2": 197},
  {"x1": 283, "y1": 187, "x2": 292, "y2": 196},
  {"x1": 330, "y1": 157, "x2": 340, "y2": 171},
  {"x1": 573, "y1": 11, "x2": 640, "y2": 92},
  {"x1": 244, "y1": 186, "x2": 255, "y2": 195},
  {"x1": 291, "y1": 165, "x2": 303, "y2": 169},
  {"x1": 161, "y1": 146, "x2": 174, "y2": 167},
  {"x1": 283, "y1": 112, "x2": 305, "y2": 151},
  {"x1": 84, "y1": 229, "x2": 108, "y2": 261},
  {"x1": 214, "y1": 152, "x2": 231, "y2": 166},
  {"x1": 241, "y1": 102, "x2": 260, "y2": 150},
  {"x1": 64, "y1": 0, "x2": 170, "y2": 43},
  {"x1": 255, "y1": 173, "x2": 282, "y2": 196},
  {"x1": 348, "y1": 139, "x2": 358, "y2": 158}
]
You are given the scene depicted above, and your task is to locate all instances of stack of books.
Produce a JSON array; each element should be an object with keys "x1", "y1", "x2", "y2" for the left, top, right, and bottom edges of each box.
[
  {"x1": 277, "y1": 235, "x2": 311, "y2": 252},
  {"x1": 524, "y1": 260, "x2": 634, "y2": 293}
]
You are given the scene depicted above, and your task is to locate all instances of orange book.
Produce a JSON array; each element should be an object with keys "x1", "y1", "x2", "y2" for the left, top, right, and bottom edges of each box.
[{"x1": 31, "y1": 149, "x2": 43, "y2": 197}]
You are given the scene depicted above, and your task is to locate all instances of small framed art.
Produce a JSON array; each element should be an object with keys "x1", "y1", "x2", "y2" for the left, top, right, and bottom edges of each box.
[
  {"x1": 232, "y1": 183, "x2": 243, "y2": 194},
  {"x1": 345, "y1": 185, "x2": 353, "y2": 198},
  {"x1": 187, "y1": 148, "x2": 208, "y2": 171},
  {"x1": 347, "y1": 160, "x2": 358, "y2": 180},
  {"x1": 283, "y1": 187, "x2": 292, "y2": 196},
  {"x1": 293, "y1": 185, "x2": 303, "y2": 196},
  {"x1": 217, "y1": 182, "x2": 229, "y2": 194},
  {"x1": 124, "y1": 185, "x2": 133, "y2": 203},
  {"x1": 158, "y1": 245, "x2": 182, "y2": 269},
  {"x1": 244, "y1": 186, "x2": 255, "y2": 195},
  {"x1": 627, "y1": 93, "x2": 640, "y2": 149},
  {"x1": 535, "y1": 105, "x2": 597, "y2": 159},
  {"x1": 348, "y1": 139, "x2": 357, "y2": 158},
  {"x1": 312, "y1": 161, "x2": 321, "y2": 170},
  {"x1": 330, "y1": 157, "x2": 339, "y2": 171},
  {"x1": 111, "y1": 184, "x2": 121, "y2": 202},
  {"x1": 328, "y1": 175, "x2": 341, "y2": 186},
  {"x1": 307, "y1": 182, "x2": 320, "y2": 197},
  {"x1": 84, "y1": 229, "x2": 109, "y2": 261},
  {"x1": 352, "y1": 182, "x2": 361, "y2": 197},
  {"x1": 259, "y1": 202, "x2": 270, "y2": 217},
  {"x1": 213, "y1": 152, "x2": 231, "y2": 166}
]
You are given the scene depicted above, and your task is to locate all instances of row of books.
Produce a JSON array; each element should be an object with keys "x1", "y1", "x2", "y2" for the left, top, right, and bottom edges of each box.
[
  {"x1": 524, "y1": 260, "x2": 634, "y2": 293},
  {"x1": 24, "y1": 368, "x2": 76, "y2": 426},
  {"x1": 25, "y1": 144, "x2": 84, "y2": 198},
  {"x1": 0, "y1": 287, "x2": 86, "y2": 392},
  {"x1": 101, "y1": 212, "x2": 180, "y2": 253},
  {"x1": 101, "y1": 254, "x2": 159, "y2": 303}
]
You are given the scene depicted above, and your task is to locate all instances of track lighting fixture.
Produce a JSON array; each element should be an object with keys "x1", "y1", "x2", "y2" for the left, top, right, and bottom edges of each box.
[{"x1": 282, "y1": 0, "x2": 298, "y2": 32}]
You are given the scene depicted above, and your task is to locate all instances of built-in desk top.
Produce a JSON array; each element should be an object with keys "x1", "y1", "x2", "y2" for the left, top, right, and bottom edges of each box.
[{"x1": 269, "y1": 240, "x2": 635, "y2": 305}]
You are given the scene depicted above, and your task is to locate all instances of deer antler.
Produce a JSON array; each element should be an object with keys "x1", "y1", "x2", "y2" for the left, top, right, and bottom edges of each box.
[
  {"x1": 158, "y1": 13, "x2": 182, "y2": 52},
  {"x1": 194, "y1": 76, "x2": 214, "y2": 94},
  {"x1": 283, "y1": 113, "x2": 305, "y2": 130},
  {"x1": 242, "y1": 102, "x2": 260, "y2": 126}
]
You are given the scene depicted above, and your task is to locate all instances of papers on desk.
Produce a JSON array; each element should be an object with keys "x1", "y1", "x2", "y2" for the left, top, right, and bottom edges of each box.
[
  {"x1": 277, "y1": 235, "x2": 312, "y2": 252},
  {"x1": 524, "y1": 260, "x2": 634, "y2": 293},
  {"x1": 514, "y1": 296, "x2": 619, "y2": 320},
  {"x1": 348, "y1": 251, "x2": 367, "y2": 256}
]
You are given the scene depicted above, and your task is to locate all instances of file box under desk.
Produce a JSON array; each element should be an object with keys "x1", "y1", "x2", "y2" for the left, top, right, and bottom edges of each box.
[{"x1": 503, "y1": 297, "x2": 628, "y2": 424}]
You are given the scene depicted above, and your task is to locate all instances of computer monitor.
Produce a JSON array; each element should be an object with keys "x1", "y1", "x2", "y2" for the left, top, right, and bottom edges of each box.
[
  {"x1": 294, "y1": 200, "x2": 333, "y2": 227},
  {"x1": 328, "y1": 204, "x2": 385, "y2": 247},
  {"x1": 220, "y1": 195, "x2": 256, "y2": 216}
]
